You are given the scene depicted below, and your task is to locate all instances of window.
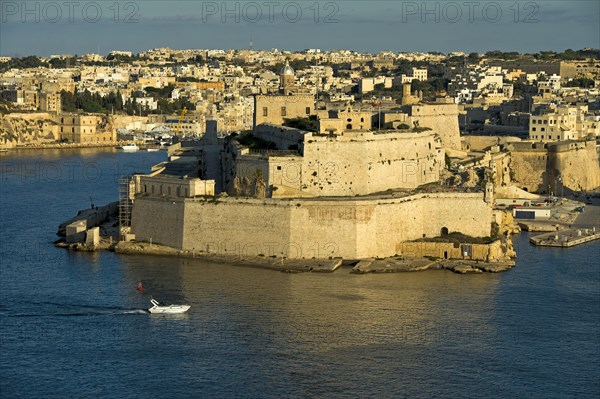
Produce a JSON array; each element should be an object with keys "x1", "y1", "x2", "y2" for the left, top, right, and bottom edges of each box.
[
  {"x1": 144, "y1": 185, "x2": 147, "y2": 193},
  {"x1": 532, "y1": 127, "x2": 536, "y2": 131},
  {"x1": 281, "y1": 106, "x2": 287, "y2": 116},
  {"x1": 277, "y1": 166, "x2": 282, "y2": 170},
  {"x1": 263, "y1": 107, "x2": 268, "y2": 117},
  {"x1": 306, "y1": 107, "x2": 310, "y2": 115},
  {"x1": 541, "y1": 128, "x2": 545, "y2": 132},
  {"x1": 346, "y1": 124, "x2": 352, "y2": 130}
]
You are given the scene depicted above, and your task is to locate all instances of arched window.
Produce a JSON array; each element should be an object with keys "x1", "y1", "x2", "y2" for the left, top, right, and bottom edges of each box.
[
  {"x1": 441, "y1": 227, "x2": 449, "y2": 236},
  {"x1": 346, "y1": 124, "x2": 352, "y2": 130}
]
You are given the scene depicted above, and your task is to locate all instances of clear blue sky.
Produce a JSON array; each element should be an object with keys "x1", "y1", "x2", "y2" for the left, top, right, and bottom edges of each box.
[{"x1": 1, "y1": 0, "x2": 598, "y2": 56}]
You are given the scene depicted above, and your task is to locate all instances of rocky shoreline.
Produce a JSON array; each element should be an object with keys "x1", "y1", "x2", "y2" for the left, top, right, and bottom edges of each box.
[
  {"x1": 351, "y1": 257, "x2": 515, "y2": 274},
  {"x1": 55, "y1": 239, "x2": 515, "y2": 274}
]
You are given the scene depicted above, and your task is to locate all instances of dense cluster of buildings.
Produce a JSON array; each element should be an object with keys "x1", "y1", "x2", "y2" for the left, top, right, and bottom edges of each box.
[{"x1": 2, "y1": 48, "x2": 600, "y2": 261}]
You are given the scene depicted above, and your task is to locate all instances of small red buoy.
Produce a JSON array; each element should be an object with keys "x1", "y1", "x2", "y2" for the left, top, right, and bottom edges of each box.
[{"x1": 137, "y1": 281, "x2": 144, "y2": 292}]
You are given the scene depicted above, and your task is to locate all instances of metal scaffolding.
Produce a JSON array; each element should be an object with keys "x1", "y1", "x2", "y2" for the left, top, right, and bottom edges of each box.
[{"x1": 118, "y1": 176, "x2": 132, "y2": 240}]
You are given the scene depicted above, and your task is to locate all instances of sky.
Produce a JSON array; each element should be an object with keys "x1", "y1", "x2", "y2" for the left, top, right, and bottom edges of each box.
[{"x1": 0, "y1": 0, "x2": 599, "y2": 56}]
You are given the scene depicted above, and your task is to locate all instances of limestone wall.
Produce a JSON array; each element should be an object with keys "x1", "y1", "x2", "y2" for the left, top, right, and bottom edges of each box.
[
  {"x1": 509, "y1": 140, "x2": 600, "y2": 193},
  {"x1": 131, "y1": 192, "x2": 492, "y2": 260},
  {"x1": 400, "y1": 240, "x2": 502, "y2": 261},
  {"x1": 409, "y1": 103, "x2": 461, "y2": 150},
  {"x1": 130, "y1": 197, "x2": 186, "y2": 248},
  {"x1": 138, "y1": 176, "x2": 215, "y2": 197},
  {"x1": 301, "y1": 130, "x2": 444, "y2": 196},
  {"x1": 253, "y1": 95, "x2": 314, "y2": 127},
  {"x1": 548, "y1": 141, "x2": 600, "y2": 191},
  {"x1": 508, "y1": 142, "x2": 549, "y2": 192},
  {"x1": 254, "y1": 124, "x2": 306, "y2": 151},
  {"x1": 0, "y1": 112, "x2": 60, "y2": 144}
]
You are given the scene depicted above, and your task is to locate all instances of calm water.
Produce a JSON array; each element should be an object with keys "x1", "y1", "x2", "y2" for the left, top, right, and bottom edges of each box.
[{"x1": 0, "y1": 149, "x2": 598, "y2": 398}]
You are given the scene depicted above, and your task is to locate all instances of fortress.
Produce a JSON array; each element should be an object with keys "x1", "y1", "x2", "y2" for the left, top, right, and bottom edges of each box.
[
  {"x1": 508, "y1": 139, "x2": 600, "y2": 193},
  {"x1": 127, "y1": 65, "x2": 497, "y2": 261},
  {"x1": 131, "y1": 192, "x2": 492, "y2": 260}
]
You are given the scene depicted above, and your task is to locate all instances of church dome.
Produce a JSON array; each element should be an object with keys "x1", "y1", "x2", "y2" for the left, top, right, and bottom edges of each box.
[{"x1": 280, "y1": 61, "x2": 295, "y2": 76}]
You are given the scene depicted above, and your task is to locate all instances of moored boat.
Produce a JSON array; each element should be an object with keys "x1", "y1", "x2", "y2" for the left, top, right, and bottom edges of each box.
[{"x1": 119, "y1": 143, "x2": 139, "y2": 152}]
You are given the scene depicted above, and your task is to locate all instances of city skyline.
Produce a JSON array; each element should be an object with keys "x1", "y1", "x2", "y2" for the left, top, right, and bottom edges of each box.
[{"x1": 1, "y1": 0, "x2": 599, "y2": 56}]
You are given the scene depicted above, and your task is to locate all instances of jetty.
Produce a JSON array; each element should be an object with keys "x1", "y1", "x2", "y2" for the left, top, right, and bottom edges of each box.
[{"x1": 529, "y1": 228, "x2": 600, "y2": 247}]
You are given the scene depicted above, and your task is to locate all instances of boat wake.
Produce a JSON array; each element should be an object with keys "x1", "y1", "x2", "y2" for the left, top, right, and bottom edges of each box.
[{"x1": 2, "y1": 301, "x2": 150, "y2": 317}]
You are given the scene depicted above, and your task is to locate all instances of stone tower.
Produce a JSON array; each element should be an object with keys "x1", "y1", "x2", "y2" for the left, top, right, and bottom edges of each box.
[
  {"x1": 401, "y1": 82, "x2": 418, "y2": 105},
  {"x1": 279, "y1": 60, "x2": 295, "y2": 95}
]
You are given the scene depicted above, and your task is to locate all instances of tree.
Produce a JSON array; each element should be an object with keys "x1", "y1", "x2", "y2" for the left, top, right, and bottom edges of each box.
[
  {"x1": 565, "y1": 78, "x2": 595, "y2": 88},
  {"x1": 467, "y1": 52, "x2": 481, "y2": 63}
]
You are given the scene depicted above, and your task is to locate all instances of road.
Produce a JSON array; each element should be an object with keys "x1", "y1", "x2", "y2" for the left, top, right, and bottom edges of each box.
[{"x1": 573, "y1": 196, "x2": 600, "y2": 229}]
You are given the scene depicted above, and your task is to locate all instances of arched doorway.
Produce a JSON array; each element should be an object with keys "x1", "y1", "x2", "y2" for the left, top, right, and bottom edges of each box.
[{"x1": 441, "y1": 227, "x2": 449, "y2": 236}]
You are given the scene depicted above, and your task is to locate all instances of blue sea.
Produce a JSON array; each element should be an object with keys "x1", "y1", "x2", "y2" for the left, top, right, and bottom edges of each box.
[{"x1": 0, "y1": 149, "x2": 598, "y2": 398}]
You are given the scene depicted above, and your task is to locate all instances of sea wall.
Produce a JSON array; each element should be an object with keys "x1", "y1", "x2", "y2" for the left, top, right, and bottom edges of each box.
[
  {"x1": 131, "y1": 192, "x2": 492, "y2": 260},
  {"x1": 130, "y1": 197, "x2": 186, "y2": 248}
]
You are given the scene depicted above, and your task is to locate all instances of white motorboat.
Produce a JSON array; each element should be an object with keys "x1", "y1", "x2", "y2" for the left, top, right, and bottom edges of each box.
[
  {"x1": 119, "y1": 143, "x2": 139, "y2": 152},
  {"x1": 148, "y1": 298, "x2": 191, "y2": 314}
]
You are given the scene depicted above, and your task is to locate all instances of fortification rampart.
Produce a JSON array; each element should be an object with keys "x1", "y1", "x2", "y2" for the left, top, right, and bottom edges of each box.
[
  {"x1": 131, "y1": 192, "x2": 492, "y2": 260},
  {"x1": 509, "y1": 140, "x2": 600, "y2": 192},
  {"x1": 409, "y1": 103, "x2": 461, "y2": 150},
  {"x1": 300, "y1": 130, "x2": 444, "y2": 196}
]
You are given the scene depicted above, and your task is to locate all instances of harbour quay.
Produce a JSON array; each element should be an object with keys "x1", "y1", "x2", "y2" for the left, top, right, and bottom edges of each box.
[{"x1": 529, "y1": 228, "x2": 600, "y2": 247}]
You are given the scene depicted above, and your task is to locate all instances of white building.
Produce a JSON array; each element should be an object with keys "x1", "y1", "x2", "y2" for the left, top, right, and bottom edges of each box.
[{"x1": 529, "y1": 105, "x2": 592, "y2": 141}]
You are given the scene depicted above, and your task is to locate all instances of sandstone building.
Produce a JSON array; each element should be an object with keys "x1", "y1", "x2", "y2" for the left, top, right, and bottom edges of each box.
[
  {"x1": 253, "y1": 61, "x2": 316, "y2": 128},
  {"x1": 57, "y1": 114, "x2": 116, "y2": 143}
]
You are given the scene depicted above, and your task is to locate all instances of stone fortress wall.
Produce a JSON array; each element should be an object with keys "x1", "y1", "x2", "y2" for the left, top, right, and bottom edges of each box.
[
  {"x1": 381, "y1": 103, "x2": 461, "y2": 150},
  {"x1": 508, "y1": 139, "x2": 600, "y2": 192},
  {"x1": 240, "y1": 124, "x2": 445, "y2": 197},
  {"x1": 131, "y1": 192, "x2": 492, "y2": 260},
  {"x1": 407, "y1": 103, "x2": 461, "y2": 150},
  {"x1": 300, "y1": 129, "x2": 444, "y2": 196},
  {"x1": 548, "y1": 140, "x2": 600, "y2": 192}
]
